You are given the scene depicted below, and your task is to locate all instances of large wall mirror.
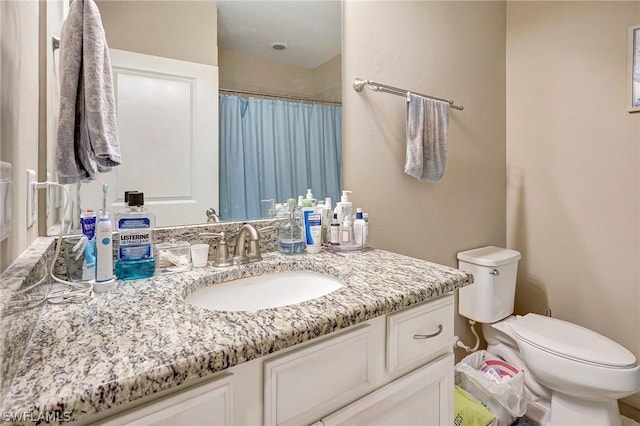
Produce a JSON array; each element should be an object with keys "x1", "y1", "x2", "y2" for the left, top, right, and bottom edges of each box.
[{"x1": 46, "y1": 0, "x2": 342, "y2": 234}]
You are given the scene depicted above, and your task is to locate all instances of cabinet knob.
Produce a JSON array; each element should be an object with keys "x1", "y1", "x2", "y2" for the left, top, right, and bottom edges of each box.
[{"x1": 413, "y1": 324, "x2": 444, "y2": 339}]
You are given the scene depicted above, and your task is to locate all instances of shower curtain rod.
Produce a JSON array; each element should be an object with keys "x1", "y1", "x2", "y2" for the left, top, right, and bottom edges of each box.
[
  {"x1": 219, "y1": 88, "x2": 342, "y2": 106},
  {"x1": 352, "y1": 78, "x2": 464, "y2": 110}
]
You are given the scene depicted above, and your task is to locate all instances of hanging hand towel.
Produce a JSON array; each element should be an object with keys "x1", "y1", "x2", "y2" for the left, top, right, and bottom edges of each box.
[
  {"x1": 56, "y1": 0, "x2": 121, "y2": 184},
  {"x1": 404, "y1": 93, "x2": 450, "y2": 182}
]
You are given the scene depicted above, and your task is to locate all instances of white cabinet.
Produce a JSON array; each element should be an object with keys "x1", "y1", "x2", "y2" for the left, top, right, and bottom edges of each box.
[
  {"x1": 263, "y1": 295, "x2": 454, "y2": 426},
  {"x1": 264, "y1": 324, "x2": 376, "y2": 426},
  {"x1": 100, "y1": 374, "x2": 233, "y2": 426},
  {"x1": 97, "y1": 295, "x2": 454, "y2": 426},
  {"x1": 387, "y1": 294, "x2": 454, "y2": 374},
  {"x1": 321, "y1": 353, "x2": 454, "y2": 426}
]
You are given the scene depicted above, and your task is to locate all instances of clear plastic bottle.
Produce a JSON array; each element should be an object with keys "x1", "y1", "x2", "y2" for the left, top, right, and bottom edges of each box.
[
  {"x1": 115, "y1": 192, "x2": 156, "y2": 280},
  {"x1": 340, "y1": 214, "x2": 354, "y2": 245},
  {"x1": 277, "y1": 200, "x2": 305, "y2": 254},
  {"x1": 330, "y1": 213, "x2": 340, "y2": 245},
  {"x1": 334, "y1": 190, "x2": 353, "y2": 225},
  {"x1": 317, "y1": 197, "x2": 332, "y2": 244},
  {"x1": 354, "y1": 208, "x2": 368, "y2": 247}
]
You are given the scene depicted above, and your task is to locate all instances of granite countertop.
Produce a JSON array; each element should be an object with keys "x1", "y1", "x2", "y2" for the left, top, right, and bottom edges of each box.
[{"x1": 1, "y1": 249, "x2": 472, "y2": 423}]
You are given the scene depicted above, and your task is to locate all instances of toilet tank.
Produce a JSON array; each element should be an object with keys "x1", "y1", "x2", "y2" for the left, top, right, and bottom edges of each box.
[{"x1": 457, "y1": 246, "x2": 521, "y2": 323}]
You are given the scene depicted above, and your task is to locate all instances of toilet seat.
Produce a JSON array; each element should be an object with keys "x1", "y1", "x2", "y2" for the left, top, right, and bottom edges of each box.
[{"x1": 510, "y1": 313, "x2": 636, "y2": 368}]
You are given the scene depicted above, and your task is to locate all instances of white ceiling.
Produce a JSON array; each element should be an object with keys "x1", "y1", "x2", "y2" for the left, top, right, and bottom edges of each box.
[{"x1": 216, "y1": 1, "x2": 342, "y2": 70}]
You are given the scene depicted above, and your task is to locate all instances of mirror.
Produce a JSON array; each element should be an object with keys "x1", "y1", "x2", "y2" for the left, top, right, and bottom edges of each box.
[{"x1": 46, "y1": 0, "x2": 342, "y2": 234}]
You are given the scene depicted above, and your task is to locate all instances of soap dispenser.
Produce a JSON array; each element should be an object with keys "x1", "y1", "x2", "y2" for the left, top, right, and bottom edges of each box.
[
  {"x1": 334, "y1": 190, "x2": 353, "y2": 225},
  {"x1": 277, "y1": 200, "x2": 305, "y2": 255},
  {"x1": 305, "y1": 188, "x2": 317, "y2": 207}
]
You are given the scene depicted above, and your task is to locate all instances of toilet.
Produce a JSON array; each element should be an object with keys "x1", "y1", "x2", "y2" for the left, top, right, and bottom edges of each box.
[{"x1": 457, "y1": 246, "x2": 640, "y2": 426}]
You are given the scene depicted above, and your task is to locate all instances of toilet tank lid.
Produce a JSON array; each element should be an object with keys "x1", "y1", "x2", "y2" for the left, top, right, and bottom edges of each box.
[
  {"x1": 457, "y1": 246, "x2": 521, "y2": 267},
  {"x1": 510, "y1": 314, "x2": 637, "y2": 368}
]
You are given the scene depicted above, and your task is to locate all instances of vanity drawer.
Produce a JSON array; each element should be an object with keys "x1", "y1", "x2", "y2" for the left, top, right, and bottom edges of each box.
[
  {"x1": 386, "y1": 294, "x2": 454, "y2": 373},
  {"x1": 264, "y1": 324, "x2": 375, "y2": 426}
]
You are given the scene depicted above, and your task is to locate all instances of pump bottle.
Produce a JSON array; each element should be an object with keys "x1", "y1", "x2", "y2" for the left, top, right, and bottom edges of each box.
[{"x1": 334, "y1": 190, "x2": 353, "y2": 225}]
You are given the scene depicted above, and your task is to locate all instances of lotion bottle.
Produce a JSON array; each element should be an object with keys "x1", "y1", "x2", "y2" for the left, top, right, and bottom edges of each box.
[
  {"x1": 354, "y1": 208, "x2": 368, "y2": 247},
  {"x1": 334, "y1": 190, "x2": 353, "y2": 225},
  {"x1": 305, "y1": 188, "x2": 317, "y2": 207},
  {"x1": 302, "y1": 199, "x2": 322, "y2": 254}
]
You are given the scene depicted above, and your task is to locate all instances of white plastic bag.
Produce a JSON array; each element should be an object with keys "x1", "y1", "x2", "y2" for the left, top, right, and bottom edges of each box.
[{"x1": 456, "y1": 350, "x2": 527, "y2": 425}]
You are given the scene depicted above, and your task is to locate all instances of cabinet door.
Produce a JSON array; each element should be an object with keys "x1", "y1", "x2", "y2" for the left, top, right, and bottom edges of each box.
[
  {"x1": 321, "y1": 353, "x2": 454, "y2": 426},
  {"x1": 101, "y1": 374, "x2": 233, "y2": 426},
  {"x1": 264, "y1": 324, "x2": 377, "y2": 426}
]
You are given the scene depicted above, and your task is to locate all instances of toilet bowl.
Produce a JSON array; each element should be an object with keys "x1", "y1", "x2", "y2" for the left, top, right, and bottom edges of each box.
[
  {"x1": 510, "y1": 313, "x2": 640, "y2": 401},
  {"x1": 457, "y1": 246, "x2": 640, "y2": 426},
  {"x1": 484, "y1": 314, "x2": 640, "y2": 425}
]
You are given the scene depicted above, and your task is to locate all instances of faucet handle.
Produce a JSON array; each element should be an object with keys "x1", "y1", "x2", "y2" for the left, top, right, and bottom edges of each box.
[
  {"x1": 198, "y1": 232, "x2": 233, "y2": 267},
  {"x1": 198, "y1": 231, "x2": 223, "y2": 239},
  {"x1": 205, "y1": 208, "x2": 221, "y2": 223},
  {"x1": 257, "y1": 226, "x2": 275, "y2": 235}
]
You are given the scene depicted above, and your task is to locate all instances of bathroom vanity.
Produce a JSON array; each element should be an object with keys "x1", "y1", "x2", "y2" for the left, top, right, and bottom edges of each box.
[{"x1": 0, "y1": 248, "x2": 472, "y2": 425}]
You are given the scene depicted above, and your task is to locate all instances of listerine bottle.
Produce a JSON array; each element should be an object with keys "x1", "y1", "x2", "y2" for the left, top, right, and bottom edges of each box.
[
  {"x1": 115, "y1": 192, "x2": 156, "y2": 280},
  {"x1": 277, "y1": 198, "x2": 305, "y2": 255}
]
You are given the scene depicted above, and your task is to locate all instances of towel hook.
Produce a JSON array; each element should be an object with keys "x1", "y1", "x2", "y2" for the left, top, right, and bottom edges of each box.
[{"x1": 52, "y1": 35, "x2": 60, "y2": 52}]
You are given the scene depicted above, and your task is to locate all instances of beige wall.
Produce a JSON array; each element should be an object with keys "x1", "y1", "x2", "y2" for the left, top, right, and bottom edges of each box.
[
  {"x1": 506, "y1": 0, "x2": 640, "y2": 360},
  {"x1": 219, "y1": 48, "x2": 342, "y2": 103},
  {"x1": 313, "y1": 55, "x2": 342, "y2": 103},
  {"x1": 96, "y1": 0, "x2": 217, "y2": 66},
  {"x1": 343, "y1": 0, "x2": 507, "y2": 354},
  {"x1": 219, "y1": 48, "x2": 314, "y2": 98},
  {"x1": 0, "y1": 1, "x2": 41, "y2": 272}
]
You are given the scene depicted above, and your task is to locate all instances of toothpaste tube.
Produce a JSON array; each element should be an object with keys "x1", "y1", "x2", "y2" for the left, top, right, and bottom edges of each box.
[
  {"x1": 80, "y1": 210, "x2": 96, "y2": 240},
  {"x1": 80, "y1": 210, "x2": 97, "y2": 281}
]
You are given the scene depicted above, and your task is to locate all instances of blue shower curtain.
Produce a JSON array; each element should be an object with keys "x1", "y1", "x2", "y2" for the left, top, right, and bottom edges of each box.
[{"x1": 219, "y1": 95, "x2": 342, "y2": 221}]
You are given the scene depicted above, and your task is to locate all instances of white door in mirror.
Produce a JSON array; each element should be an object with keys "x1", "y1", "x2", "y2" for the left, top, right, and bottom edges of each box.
[{"x1": 79, "y1": 49, "x2": 219, "y2": 227}]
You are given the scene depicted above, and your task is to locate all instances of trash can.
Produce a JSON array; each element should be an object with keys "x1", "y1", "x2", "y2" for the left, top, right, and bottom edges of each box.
[
  {"x1": 455, "y1": 350, "x2": 527, "y2": 426},
  {"x1": 454, "y1": 385, "x2": 497, "y2": 426}
]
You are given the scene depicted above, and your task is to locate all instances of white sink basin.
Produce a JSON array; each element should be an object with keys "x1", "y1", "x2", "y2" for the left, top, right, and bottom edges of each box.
[{"x1": 185, "y1": 271, "x2": 344, "y2": 312}]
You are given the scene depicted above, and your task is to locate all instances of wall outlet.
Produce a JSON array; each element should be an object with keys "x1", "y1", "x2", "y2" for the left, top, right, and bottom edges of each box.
[
  {"x1": 26, "y1": 169, "x2": 37, "y2": 229},
  {"x1": 0, "y1": 162, "x2": 12, "y2": 241}
]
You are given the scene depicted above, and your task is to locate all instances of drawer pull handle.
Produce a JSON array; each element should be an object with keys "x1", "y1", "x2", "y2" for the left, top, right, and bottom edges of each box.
[{"x1": 413, "y1": 324, "x2": 444, "y2": 339}]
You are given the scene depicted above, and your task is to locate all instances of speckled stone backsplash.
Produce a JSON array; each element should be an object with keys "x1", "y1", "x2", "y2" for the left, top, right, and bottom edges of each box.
[
  {"x1": 0, "y1": 238, "x2": 56, "y2": 404},
  {"x1": 0, "y1": 218, "x2": 279, "y2": 405},
  {"x1": 53, "y1": 218, "x2": 281, "y2": 278}
]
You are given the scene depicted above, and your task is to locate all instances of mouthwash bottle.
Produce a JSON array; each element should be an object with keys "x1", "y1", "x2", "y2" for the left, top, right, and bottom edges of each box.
[{"x1": 115, "y1": 192, "x2": 156, "y2": 280}]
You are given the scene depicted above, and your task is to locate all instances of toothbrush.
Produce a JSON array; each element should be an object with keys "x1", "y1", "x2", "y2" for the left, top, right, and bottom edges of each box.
[
  {"x1": 102, "y1": 183, "x2": 108, "y2": 213},
  {"x1": 94, "y1": 184, "x2": 114, "y2": 285}
]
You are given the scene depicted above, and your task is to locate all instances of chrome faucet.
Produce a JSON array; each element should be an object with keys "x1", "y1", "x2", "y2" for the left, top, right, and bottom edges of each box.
[
  {"x1": 233, "y1": 223, "x2": 261, "y2": 264},
  {"x1": 206, "y1": 208, "x2": 221, "y2": 223},
  {"x1": 232, "y1": 223, "x2": 274, "y2": 265},
  {"x1": 199, "y1": 224, "x2": 274, "y2": 267}
]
